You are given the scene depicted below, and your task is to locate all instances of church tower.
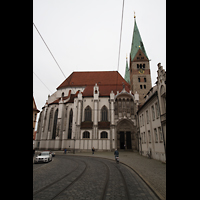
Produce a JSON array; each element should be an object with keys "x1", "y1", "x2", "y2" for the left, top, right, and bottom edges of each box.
[{"x1": 129, "y1": 15, "x2": 152, "y2": 105}]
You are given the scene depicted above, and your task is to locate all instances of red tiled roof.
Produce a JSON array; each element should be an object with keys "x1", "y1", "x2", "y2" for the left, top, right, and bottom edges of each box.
[
  {"x1": 57, "y1": 71, "x2": 129, "y2": 89},
  {"x1": 57, "y1": 71, "x2": 131, "y2": 97},
  {"x1": 82, "y1": 84, "x2": 131, "y2": 97}
]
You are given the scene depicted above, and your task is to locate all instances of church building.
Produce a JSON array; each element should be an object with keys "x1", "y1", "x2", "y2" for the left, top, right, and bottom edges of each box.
[
  {"x1": 34, "y1": 15, "x2": 164, "y2": 155},
  {"x1": 35, "y1": 71, "x2": 139, "y2": 151}
]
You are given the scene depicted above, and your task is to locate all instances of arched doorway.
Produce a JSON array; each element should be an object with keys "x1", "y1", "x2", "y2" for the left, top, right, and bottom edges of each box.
[{"x1": 116, "y1": 119, "x2": 136, "y2": 150}]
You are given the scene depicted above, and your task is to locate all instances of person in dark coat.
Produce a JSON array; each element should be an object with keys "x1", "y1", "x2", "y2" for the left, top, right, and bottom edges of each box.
[
  {"x1": 114, "y1": 149, "x2": 119, "y2": 159},
  {"x1": 92, "y1": 147, "x2": 95, "y2": 154}
]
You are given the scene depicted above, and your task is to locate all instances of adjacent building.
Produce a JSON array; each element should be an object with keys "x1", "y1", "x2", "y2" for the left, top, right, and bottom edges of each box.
[{"x1": 137, "y1": 63, "x2": 166, "y2": 162}]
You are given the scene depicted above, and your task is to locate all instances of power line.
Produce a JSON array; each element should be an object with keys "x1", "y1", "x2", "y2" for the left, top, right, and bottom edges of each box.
[
  {"x1": 116, "y1": 0, "x2": 125, "y2": 92},
  {"x1": 33, "y1": 71, "x2": 53, "y2": 94},
  {"x1": 33, "y1": 22, "x2": 66, "y2": 79},
  {"x1": 117, "y1": 0, "x2": 125, "y2": 72}
]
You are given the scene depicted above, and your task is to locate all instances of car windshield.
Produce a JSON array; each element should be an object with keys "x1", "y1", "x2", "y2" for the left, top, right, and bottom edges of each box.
[{"x1": 40, "y1": 152, "x2": 49, "y2": 156}]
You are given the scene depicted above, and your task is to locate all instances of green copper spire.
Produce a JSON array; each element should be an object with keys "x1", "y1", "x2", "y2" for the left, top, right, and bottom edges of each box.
[
  {"x1": 124, "y1": 57, "x2": 130, "y2": 83},
  {"x1": 130, "y1": 19, "x2": 149, "y2": 61}
]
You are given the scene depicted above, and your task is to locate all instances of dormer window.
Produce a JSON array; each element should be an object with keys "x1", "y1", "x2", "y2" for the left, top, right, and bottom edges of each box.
[{"x1": 62, "y1": 92, "x2": 64, "y2": 97}]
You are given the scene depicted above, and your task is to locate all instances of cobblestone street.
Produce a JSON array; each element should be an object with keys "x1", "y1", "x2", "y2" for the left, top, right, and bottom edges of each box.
[{"x1": 33, "y1": 154, "x2": 160, "y2": 200}]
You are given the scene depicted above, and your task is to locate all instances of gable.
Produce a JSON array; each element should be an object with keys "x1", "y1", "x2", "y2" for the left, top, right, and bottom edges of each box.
[{"x1": 132, "y1": 48, "x2": 148, "y2": 62}]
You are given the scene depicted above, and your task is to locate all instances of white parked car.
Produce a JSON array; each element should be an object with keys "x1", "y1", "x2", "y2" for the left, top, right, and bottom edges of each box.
[{"x1": 34, "y1": 151, "x2": 52, "y2": 163}]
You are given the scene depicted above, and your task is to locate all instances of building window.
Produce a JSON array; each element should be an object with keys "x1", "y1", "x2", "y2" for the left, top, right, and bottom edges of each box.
[
  {"x1": 144, "y1": 132, "x2": 146, "y2": 143},
  {"x1": 140, "y1": 64, "x2": 142, "y2": 68},
  {"x1": 154, "y1": 128, "x2": 158, "y2": 142},
  {"x1": 144, "y1": 78, "x2": 146, "y2": 82},
  {"x1": 140, "y1": 116, "x2": 142, "y2": 127},
  {"x1": 158, "y1": 127, "x2": 163, "y2": 142},
  {"x1": 68, "y1": 109, "x2": 73, "y2": 139},
  {"x1": 143, "y1": 64, "x2": 145, "y2": 68},
  {"x1": 140, "y1": 85, "x2": 142, "y2": 89},
  {"x1": 62, "y1": 92, "x2": 64, "y2": 97},
  {"x1": 142, "y1": 114, "x2": 144, "y2": 126},
  {"x1": 101, "y1": 106, "x2": 108, "y2": 121},
  {"x1": 52, "y1": 109, "x2": 58, "y2": 140},
  {"x1": 48, "y1": 108, "x2": 54, "y2": 131},
  {"x1": 146, "y1": 110, "x2": 149, "y2": 124},
  {"x1": 137, "y1": 64, "x2": 139, "y2": 68},
  {"x1": 83, "y1": 131, "x2": 90, "y2": 138},
  {"x1": 155, "y1": 102, "x2": 160, "y2": 118},
  {"x1": 151, "y1": 105, "x2": 155, "y2": 120},
  {"x1": 144, "y1": 85, "x2": 146, "y2": 89},
  {"x1": 101, "y1": 131, "x2": 108, "y2": 138},
  {"x1": 137, "y1": 57, "x2": 140, "y2": 59},
  {"x1": 138, "y1": 78, "x2": 140, "y2": 82},
  {"x1": 148, "y1": 130, "x2": 151, "y2": 143},
  {"x1": 85, "y1": 106, "x2": 92, "y2": 121}
]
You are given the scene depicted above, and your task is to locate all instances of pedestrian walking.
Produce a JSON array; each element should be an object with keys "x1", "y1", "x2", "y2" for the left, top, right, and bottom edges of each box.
[
  {"x1": 114, "y1": 149, "x2": 119, "y2": 160},
  {"x1": 64, "y1": 148, "x2": 67, "y2": 154},
  {"x1": 92, "y1": 147, "x2": 95, "y2": 154}
]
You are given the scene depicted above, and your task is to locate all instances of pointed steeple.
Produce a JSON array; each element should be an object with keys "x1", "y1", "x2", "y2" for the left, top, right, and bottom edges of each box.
[
  {"x1": 130, "y1": 17, "x2": 149, "y2": 61},
  {"x1": 124, "y1": 56, "x2": 130, "y2": 83}
]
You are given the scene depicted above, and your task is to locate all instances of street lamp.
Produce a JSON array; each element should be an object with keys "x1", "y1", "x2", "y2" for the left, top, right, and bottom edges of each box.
[{"x1": 73, "y1": 136, "x2": 76, "y2": 154}]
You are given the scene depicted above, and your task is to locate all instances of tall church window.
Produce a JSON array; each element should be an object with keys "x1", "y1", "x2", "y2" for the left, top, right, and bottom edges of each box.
[
  {"x1": 101, "y1": 131, "x2": 108, "y2": 138},
  {"x1": 143, "y1": 64, "x2": 145, "y2": 68},
  {"x1": 114, "y1": 99, "x2": 118, "y2": 115},
  {"x1": 101, "y1": 106, "x2": 108, "y2": 121},
  {"x1": 83, "y1": 131, "x2": 90, "y2": 138},
  {"x1": 68, "y1": 109, "x2": 73, "y2": 139},
  {"x1": 52, "y1": 109, "x2": 58, "y2": 139},
  {"x1": 85, "y1": 106, "x2": 92, "y2": 121},
  {"x1": 48, "y1": 108, "x2": 54, "y2": 131}
]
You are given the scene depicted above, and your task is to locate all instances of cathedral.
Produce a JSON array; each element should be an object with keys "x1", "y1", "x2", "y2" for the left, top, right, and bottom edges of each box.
[{"x1": 35, "y1": 16, "x2": 159, "y2": 153}]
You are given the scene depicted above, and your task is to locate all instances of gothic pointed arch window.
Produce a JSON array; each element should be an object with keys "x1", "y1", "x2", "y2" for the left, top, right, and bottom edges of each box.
[
  {"x1": 52, "y1": 109, "x2": 58, "y2": 139},
  {"x1": 68, "y1": 109, "x2": 73, "y2": 139},
  {"x1": 48, "y1": 108, "x2": 54, "y2": 131},
  {"x1": 101, "y1": 106, "x2": 108, "y2": 121},
  {"x1": 85, "y1": 106, "x2": 92, "y2": 121}
]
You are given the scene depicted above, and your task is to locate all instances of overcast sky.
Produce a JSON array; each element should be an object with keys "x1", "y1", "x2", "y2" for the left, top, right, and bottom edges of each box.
[{"x1": 33, "y1": 0, "x2": 166, "y2": 128}]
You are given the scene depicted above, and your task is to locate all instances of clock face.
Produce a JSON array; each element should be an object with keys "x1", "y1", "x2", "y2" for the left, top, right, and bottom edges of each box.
[{"x1": 139, "y1": 69, "x2": 144, "y2": 74}]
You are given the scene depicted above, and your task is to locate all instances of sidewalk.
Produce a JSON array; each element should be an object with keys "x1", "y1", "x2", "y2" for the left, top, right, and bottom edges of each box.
[{"x1": 34, "y1": 150, "x2": 166, "y2": 200}]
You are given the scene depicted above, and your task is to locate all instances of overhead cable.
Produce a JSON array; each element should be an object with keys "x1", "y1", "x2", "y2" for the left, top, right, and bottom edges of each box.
[
  {"x1": 33, "y1": 71, "x2": 53, "y2": 94},
  {"x1": 33, "y1": 22, "x2": 66, "y2": 79}
]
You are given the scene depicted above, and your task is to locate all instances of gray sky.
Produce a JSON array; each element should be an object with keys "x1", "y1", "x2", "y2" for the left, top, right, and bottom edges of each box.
[{"x1": 33, "y1": 0, "x2": 166, "y2": 128}]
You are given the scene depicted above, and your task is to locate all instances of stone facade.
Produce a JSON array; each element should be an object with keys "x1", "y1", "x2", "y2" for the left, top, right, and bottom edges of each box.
[
  {"x1": 137, "y1": 63, "x2": 166, "y2": 162},
  {"x1": 34, "y1": 71, "x2": 139, "y2": 152}
]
